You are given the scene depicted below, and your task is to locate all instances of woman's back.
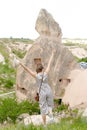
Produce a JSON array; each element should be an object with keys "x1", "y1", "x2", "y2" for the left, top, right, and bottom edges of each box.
[{"x1": 36, "y1": 72, "x2": 48, "y2": 89}]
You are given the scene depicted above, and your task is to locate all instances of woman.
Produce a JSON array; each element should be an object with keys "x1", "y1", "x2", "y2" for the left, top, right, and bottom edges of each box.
[{"x1": 19, "y1": 51, "x2": 55, "y2": 126}]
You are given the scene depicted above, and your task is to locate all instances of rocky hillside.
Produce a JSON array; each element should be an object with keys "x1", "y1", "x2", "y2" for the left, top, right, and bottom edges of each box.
[{"x1": 0, "y1": 38, "x2": 33, "y2": 93}]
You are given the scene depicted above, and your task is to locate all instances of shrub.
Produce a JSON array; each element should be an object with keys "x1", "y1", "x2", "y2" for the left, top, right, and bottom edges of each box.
[
  {"x1": 0, "y1": 98, "x2": 40, "y2": 123},
  {"x1": 0, "y1": 63, "x2": 16, "y2": 89},
  {"x1": 12, "y1": 49, "x2": 26, "y2": 58},
  {"x1": 18, "y1": 100, "x2": 40, "y2": 115},
  {"x1": 54, "y1": 99, "x2": 68, "y2": 112},
  {"x1": 78, "y1": 57, "x2": 87, "y2": 62}
]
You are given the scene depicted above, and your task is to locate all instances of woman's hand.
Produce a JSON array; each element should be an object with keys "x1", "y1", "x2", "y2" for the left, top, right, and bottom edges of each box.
[
  {"x1": 13, "y1": 57, "x2": 20, "y2": 68},
  {"x1": 52, "y1": 49, "x2": 56, "y2": 54}
]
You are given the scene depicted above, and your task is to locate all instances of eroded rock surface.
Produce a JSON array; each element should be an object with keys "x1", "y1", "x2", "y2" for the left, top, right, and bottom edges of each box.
[
  {"x1": 16, "y1": 9, "x2": 79, "y2": 101},
  {"x1": 62, "y1": 69, "x2": 87, "y2": 108}
]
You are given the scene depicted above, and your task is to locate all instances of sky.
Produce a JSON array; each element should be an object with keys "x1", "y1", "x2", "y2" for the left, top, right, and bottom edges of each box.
[{"x1": 0, "y1": 0, "x2": 87, "y2": 39}]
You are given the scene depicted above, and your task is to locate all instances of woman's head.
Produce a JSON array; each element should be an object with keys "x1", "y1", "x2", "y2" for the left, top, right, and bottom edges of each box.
[{"x1": 36, "y1": 63, "x2": 44, "y2": 73}]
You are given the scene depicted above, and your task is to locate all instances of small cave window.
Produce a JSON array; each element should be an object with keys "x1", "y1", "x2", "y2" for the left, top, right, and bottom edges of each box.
[
  {"x1": 59, "y1": 79, "x2": 62, "y2": 82},
  {"x1": 21, "y1": 88, "x2": 27, "y2": 94},
  {"x1": 59, "y1": 78, "x2": 71, "y2": 83},
  {"x1": 34, "y1": 58, "x2": 41, "y2": 65},
  {"x1": 58, "y1": 98, "x2": 62, "y2": 105},
  {"x1": 67, "y1": 79, "x2": 71, "y2": 83}
]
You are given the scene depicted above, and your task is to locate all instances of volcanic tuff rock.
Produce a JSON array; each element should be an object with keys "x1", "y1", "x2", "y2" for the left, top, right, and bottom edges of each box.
[
  {"x1": 62, "y1": 69, "x2": 87, "y2": 108},
  {"x1": 35, "y1": 9, "x2": 62, "y2": 39},
  {"x1": 16, "y1": 9, "x2": 80, "y2": 101}
]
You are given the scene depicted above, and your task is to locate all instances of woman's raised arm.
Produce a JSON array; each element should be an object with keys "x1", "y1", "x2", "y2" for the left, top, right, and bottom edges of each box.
[
  {"x1": 20, "y1": 62, "x2": 36, "y2": 78},
  {"x1": 45, "y1": 50, "x2": 55, "y2": 74}
]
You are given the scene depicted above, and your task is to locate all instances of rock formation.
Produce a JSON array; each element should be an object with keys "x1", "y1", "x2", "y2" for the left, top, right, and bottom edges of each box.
[
  {"x1": 35, "y1": 9, "x2": 62, "y2": 40},
  {"x1": 62, "y1": 69, "x2": 87, "y2": 108},
  {"x1": 16, "y1": 9, "x2": 80, "y2": 101}
]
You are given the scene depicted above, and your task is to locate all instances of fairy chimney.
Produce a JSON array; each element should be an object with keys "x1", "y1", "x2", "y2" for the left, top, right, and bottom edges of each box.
[{"x1": 16, "y1": 9, "x2": 80, "y2": 101}]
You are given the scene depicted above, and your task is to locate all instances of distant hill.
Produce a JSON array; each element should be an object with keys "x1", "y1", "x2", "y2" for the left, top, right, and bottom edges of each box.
[{"x1": 62, "y1": 38, "x2": 87, "y2": 44}]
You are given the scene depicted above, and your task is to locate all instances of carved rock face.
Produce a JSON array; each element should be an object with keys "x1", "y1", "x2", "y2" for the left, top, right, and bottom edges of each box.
[{"x1": 16, "y1": 9, "x2": 79, "y2": 101}]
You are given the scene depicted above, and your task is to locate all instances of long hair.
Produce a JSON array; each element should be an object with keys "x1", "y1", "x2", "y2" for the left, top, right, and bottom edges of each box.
[{"x1": 36, "y1": 63, "x2": 44, "y2": 73}]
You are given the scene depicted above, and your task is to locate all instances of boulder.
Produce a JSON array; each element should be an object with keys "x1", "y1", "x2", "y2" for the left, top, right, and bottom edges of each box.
[
  {"x1": 16, "y1": 9, "x2": 79, "y2": 101},
  {"x1": 62, "y1": 69, "x2": 87, "y2": 108},
  {"x1": 23, "y1": 115, "x2": 59, "y2": 126}
]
